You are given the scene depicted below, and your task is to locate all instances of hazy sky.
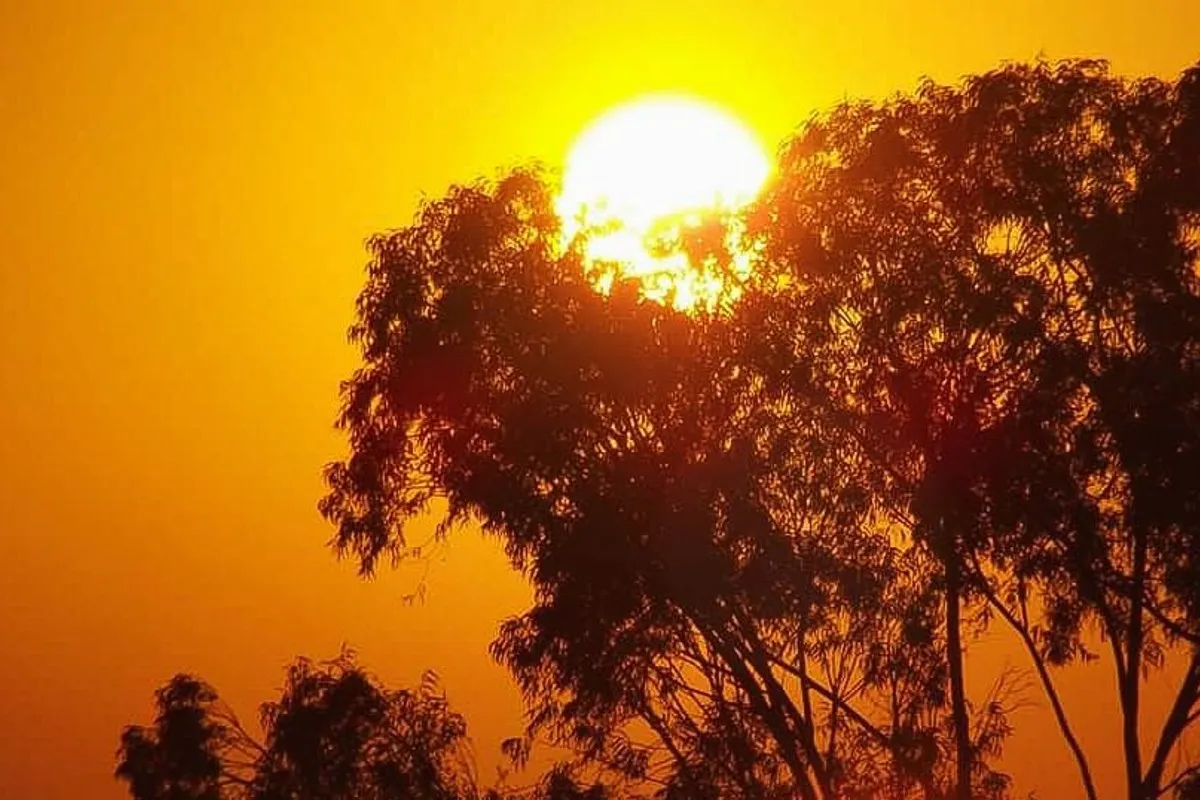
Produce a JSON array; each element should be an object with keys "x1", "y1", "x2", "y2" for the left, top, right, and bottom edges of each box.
[{"x1": 1, "y1": 2, "x2": 1197, "y2": 798}]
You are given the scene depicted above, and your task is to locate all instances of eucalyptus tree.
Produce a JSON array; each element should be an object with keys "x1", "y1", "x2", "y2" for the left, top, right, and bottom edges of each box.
[
  {"x1": 117, "y1": 652, "x2": 487, "y2": 800},
  {"x1": 320, "y1": 169, "x2": 1011, "y2": 798},
  {"x1": 744, "y1": 57, "x2": 1200, "y2": 799},
  {"x1": 116, "y1": 675, "x2": 244, "y2": 800}
]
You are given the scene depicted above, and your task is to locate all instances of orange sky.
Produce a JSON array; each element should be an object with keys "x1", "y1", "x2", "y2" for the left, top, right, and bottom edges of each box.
[{"x1": 1, "y1": 2, "x2": 1197, "y2": 798}]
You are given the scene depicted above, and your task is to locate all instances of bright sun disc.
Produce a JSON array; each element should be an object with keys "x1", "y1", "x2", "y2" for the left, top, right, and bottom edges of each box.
[{"x1": 558, "y1": 95, "x2": 770, "y2": 310}]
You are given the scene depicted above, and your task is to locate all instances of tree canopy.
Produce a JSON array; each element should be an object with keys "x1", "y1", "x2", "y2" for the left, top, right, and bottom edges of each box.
[
  {"x1": 116, "y1": 650, "x2": 620, "y2": 800},
  {"x1": 317, "y1": 57, "x2": 1200, "y2": 799},
  {"x1": 117, "y1": 56, "x2": 1200, "y2": 800}
]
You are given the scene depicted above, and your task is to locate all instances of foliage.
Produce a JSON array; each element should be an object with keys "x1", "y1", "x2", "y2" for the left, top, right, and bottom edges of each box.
[
  {"x1": 117, "y1": 651, "x2": 505, "y2": 800},
  {"x1": 116, "y1": 675, "x2": 235, "y2": 800},
  {"x1": 117, "y1": 52, "x2": 1200, "y2": 800},
  {"x1": 321, "y1": 57, "x2": 1200, "y2": 799},
  {"x1": 318, "y1": 164, "x2": 1003, "y2": 796},
  {"x1": 252, "y1": 651, "x2": 476, "y2": 799},
  {"x1": 744, "y1": 56, "x2": 1200, "y2": 798}
]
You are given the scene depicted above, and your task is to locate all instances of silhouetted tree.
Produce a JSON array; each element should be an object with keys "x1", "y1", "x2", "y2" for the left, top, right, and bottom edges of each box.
[
  {"x1": 118, "y1": 651, "x2": 511, "y2": 800},
  {"x1": 116, "y1": 675, "x2": 253, "y2": 800},
  {"x1": 323, "y1": 57, "x2": 1200, "y2": 799},
  {"x1": 252, "y1": 651, "x2": 478, "y2": 800},
  {"x1": 742, "y1": 57, "x2": 1200, "y2": 799},
  {"x1": 318, "y1": 163, "x2": 1013, "y2": 796}
]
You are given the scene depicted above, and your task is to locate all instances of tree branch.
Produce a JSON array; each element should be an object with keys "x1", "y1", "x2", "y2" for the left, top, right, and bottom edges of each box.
[
  {"x1": 1143, "y1": 651, "x2": 1200, "y2": 795},
  {"x1": 1160, "y1": 761, "x2": 1200, "y2": 798},
  {"x1": 974, "y1": 565, "x2": 1098, "y2": 800},
  {"x1": 763, "y1": 648, "x2": 892, "y2": 747}
]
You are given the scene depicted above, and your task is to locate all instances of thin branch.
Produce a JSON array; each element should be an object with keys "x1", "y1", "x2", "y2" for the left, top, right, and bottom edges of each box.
[
  {"x1": 1139, "y1": 596, "x2": 1200, "y2": 648},
  {"x1": 1143, "y1": 652, "x2": 1200, "y2": 794},
  {"x1": 797, "y1": 629, "x2": 816, "y2": 749},
  {"x1": 637, "y1": 701, "x2": 704, "y2": 794},
  {"x1": 729, "y1": 613, "x2": 833, "y2": 797},
  {"x1": 695, "y1": 613, "x2": 820, "y2": 800},
  {"x1": 973, "y1": 561, "x2": 1098, "y2": 800},
  {"x1": 1160, "y1": 762, "x2": 1200, "y2": 798},
  {"x1": 762, "y1": 646, "x2": 891, "y2": 747}
]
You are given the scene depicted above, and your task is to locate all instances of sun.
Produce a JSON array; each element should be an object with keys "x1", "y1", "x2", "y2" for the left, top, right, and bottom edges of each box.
[{"x1": 557, "y1": 95, "x2": 771, "y2": 310}]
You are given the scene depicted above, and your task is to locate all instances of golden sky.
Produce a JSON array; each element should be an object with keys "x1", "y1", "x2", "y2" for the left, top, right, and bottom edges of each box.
[{"x1": 1, "y1": 2, "x2": 1197, "y2": 798}]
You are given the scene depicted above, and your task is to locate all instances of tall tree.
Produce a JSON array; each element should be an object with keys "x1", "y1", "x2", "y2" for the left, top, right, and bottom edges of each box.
[
  {"x1": 320, "y1": 170, "x2": 1013, "y2": 797},
  {"x1": 744, "y1": 57, "x2": 1200, "y2": 798},
  {"x1": 323, "y1": 57, "x2": 1200, "y2": 799}
]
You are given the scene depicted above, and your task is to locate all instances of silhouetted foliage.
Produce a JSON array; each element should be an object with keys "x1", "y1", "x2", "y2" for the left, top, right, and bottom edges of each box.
[
  {"x1": 322, "y1": 57, "x2": 1200, "y2": 799},
  {"x1": 745, "y1": 57, "x2": 1200, "y2": 799},
  {"x1": 117, "y1": 651, "x2": 569, "y2": 800},
  {"x1": 114, "y1": 53, "x2": 1200, "y2": 800},
  {"x1": 251, "y1": 652, "x2": 477, "y2": 800},
  {"x1": 116, "y1": 675, "x2": 234, "y2": 800},
  {"x1": 318, "y1": 150, "x2": 1006, "y2": 799}
]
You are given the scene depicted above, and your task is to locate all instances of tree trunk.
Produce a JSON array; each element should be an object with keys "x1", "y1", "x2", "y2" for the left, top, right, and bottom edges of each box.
[
  {"x1": 946, "y1": 555, "x2": 972, "y2": 800},
  {"x1": 1122, "y1": 530, "x2": 1148, "y2": 798}
]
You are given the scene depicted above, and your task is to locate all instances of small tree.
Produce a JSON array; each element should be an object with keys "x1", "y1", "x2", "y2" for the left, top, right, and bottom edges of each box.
[
  {"x1": 117, "y1": 652, "x2": 490, "y2": 800},
  {"x1": 116, "y1": 675, "x2": 251, "y2": 800},
  {"x1": 253, "y1": 651, "x2": 476, "y2": 800}
]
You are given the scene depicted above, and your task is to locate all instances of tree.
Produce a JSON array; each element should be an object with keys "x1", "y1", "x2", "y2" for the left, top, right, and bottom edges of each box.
[
  {"x1": 319, "y1": 165, "x2": 1015, "y2": 796},
  {"x1": 322, "y1": 58, "x2": 1200, "y2": 799},
  {"x1": 252, "y1": 651, "x2": 477, "y2": 800},
  {"x1": 743, "y1": 57, "x2": 1200, "y2": 799},
  {"x1": 951, "y1": 60, "x2": 1200, "y2": 800},
  {"x1": 116, "y1": 675, "x2": 253, "y2": 800},
  {"x1": 117, "y1": 651, "x2": 492, "y2": 800}
]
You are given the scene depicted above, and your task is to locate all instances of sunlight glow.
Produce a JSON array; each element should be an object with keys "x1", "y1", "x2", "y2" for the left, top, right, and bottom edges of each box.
[{"x1": 557, "y1": 95, "x2": 771, "y2": 310}]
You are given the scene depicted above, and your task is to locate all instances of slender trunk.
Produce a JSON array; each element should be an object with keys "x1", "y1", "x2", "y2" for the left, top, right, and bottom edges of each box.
[
  {"x1": 1012, "y1": 609, "x2": 1099, "y2": 796},
  {"x1": 1122, "y1": 530, "x2": 1148, "y2": 798},
  {"x1": 798, "y1": 630, "x2": 815, "y2": 733},
  {"x1": 734, "y1": 618, "x2": 833, "y2": 798},
  {"x1": 699, "y1": 616, "x2": 820, "y2": 800},
  {"x1": 826, "y1": 702, "x2": 840, "y2": 782},
  {"x1": 946, "y1": 555, "x2": 972, "y2": 800}
]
